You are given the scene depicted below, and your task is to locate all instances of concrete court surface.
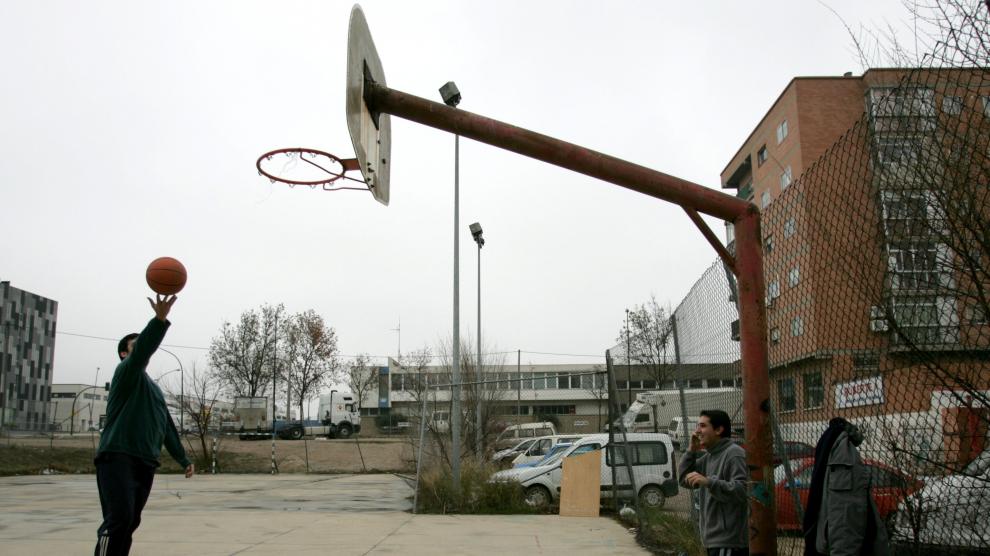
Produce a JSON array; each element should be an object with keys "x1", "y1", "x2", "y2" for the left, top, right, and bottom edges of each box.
[{"x1": 0, "y1": 473, "x2": 648, "y2": 555}]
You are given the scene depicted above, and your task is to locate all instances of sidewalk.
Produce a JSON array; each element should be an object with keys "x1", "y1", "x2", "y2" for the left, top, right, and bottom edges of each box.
[{"x1": 0, "y1": 474, "x2": 648, "y2": 555}]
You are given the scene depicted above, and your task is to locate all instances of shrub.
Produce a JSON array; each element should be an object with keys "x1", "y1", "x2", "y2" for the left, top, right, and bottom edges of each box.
[
  {"x1": 633, "y1": 508, "x2": 705, "y2": 556},
  {"x1": 416, "y1": 460, "x2": 537, "y2": 515}
]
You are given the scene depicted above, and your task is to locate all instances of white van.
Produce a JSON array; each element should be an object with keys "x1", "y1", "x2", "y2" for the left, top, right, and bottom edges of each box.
[
  {"x1": 492, "y1": 432, "x2": 679, "y2": 510},
  {"x1": 667, "y1": 417, "x2": 699, "y2": 449},
  {"x1": 510, "y1": 434, "x2": 583, "y2": 466},
  {"x1": 494, "y1": 421, "x2": 557, "y2": 450}
]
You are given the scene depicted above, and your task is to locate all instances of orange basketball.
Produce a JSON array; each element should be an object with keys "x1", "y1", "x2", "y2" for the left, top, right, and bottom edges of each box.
[{"x1": 146, "y1": 257, "x2": 187, "y2": 295}]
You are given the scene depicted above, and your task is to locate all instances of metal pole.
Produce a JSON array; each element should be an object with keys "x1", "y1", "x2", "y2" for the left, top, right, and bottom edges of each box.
[
  {"x1": 272, "y1": 312, "x2": 278, "y2": 474},
  {"x1": 413, "y1": 393, "x2": 429, "y2": 513},
  {"x1": 734, "y1": 210, "x2": 775, "y2": 555},
  {"x1": 517, "y1": 349, "x2": 521, "y2": 422},
  {"x1": 451, "y1": 131, "x2": 461, "y2": 487},
  {"x1": 625, "y1": 309, "x2": 632, "y2": 407},
  {"x1": 476, "y1": 239, "x2": 482, "y2": 459},
  {"x1": 364, "y1": 83, "x2": 749, "y2": 222}
]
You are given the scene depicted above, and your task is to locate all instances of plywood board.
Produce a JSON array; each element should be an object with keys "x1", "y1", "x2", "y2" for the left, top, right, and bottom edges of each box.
[{"x1": 559, "y1": 449, "x2": 601, "y2": 517}]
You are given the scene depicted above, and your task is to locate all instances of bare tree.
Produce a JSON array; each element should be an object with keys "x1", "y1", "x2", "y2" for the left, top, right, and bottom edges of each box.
[
  {"x1": 163, "y1": 363, "x2": 224, "y2": 466},
  {"x1": 209, "y1": 303, "x2": 284, "y2": 397},
  {"x1": 434, "y1": 335, "x2": 510, "y2": 460},
  {"x1": 584, "y1": 365, "x2": 608, "y2": 431},
  {"x1": 282, "y1": 310, "x2": 340, "y2": 420},
  {"x1": 345, "y1": 353, "x2": 379, "y2": 414},
  {"x1": 617, "y1": 295, "x2": 675, "y2": 431}
]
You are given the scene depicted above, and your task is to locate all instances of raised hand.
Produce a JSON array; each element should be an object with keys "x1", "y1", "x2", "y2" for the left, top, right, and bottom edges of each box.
[{"x1": 148, "y1": 294, "x2": 177, "y2": 322}]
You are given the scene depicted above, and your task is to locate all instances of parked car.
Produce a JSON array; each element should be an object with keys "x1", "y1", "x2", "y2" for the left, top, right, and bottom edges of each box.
[
  {"x1": 773, "y1": 457, "x2": 923, "y2": 531},
  {"x1": 492, "y1": 438, "x2": 538, "y2": 466},
  {"x1": 514, "y1": 443, "x2": 574, "y2": 469},
  {"x1": 492, "y1": 432, "x2": 678, "y2": 510},
  {"x1": 494, "y1": 421, "x2": 557, "y2": 451},
  {"x1": 735, "y1": 439, "x2": 816, "y2": 465},
  {"x1": 510, "y1": 435, "x2": 583, "y2": 467},
  {"x1": 890, "y1": 449, "x2": 990, "y2": 554}
]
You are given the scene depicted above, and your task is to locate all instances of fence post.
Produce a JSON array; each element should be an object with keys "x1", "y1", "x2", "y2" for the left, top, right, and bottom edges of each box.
[
  {"x1": 211, "y1": 436, "x2": 217, "y2": 475},
  {"x1": 734, "y1": 209, "x2": 775, "y2": 555},
  {"x1": 413, "y1": 394, "x2": 429, "y2": 514}
]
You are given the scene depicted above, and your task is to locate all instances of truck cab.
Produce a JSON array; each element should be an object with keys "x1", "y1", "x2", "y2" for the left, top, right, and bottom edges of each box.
[{"x1": 314, "y1": 391, "x2": 362, "y2": 439}]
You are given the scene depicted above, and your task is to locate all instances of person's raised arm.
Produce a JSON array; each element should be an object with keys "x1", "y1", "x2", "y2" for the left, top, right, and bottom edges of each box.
[{"x1": 128, "y1": 295, "x2": 176, "y2": 370}]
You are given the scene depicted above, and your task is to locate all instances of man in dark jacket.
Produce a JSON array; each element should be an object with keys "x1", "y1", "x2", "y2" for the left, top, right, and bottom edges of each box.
[
  {"x1": 680, "y1": 409, "x2": 750, "y2": 556},
  {"x1": 94, "y1": 294, "x2": 193, "y2": 556}
]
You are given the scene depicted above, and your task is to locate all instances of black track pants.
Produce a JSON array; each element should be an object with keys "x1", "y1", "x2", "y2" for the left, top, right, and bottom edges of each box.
[{"x1": 94, "y1": 453, "x2": 155, "y2": 556}]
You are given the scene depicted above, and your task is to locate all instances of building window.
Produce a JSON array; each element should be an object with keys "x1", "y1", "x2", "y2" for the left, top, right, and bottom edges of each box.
[
  {"x1": 966, "y1": 303, "x2": 988, "y2": 325},
  {"x1": 791, "y1": 315, "x2": 804, "y2": 337},
  {"x1": 770, "y1": 327, "x2": 781, "y2": 344},
  {"x1": 642, "y1": 380, "x2": 657, "y2": 389},
  {"x1": 761, "y1": 190, "x2": 771, "y2": 209},
  {"x1": 942, "y1": 95, "x2": 962, "y2": 115},
  {"x1": 803, "y1": 372, "x2": 824, "y2": 409},
  {"x1": 687, "y1": 378, "x2": 705, "y2": 389},
  {"x1": 532, "y1": 405, "x2": 576, "y2": 415},
  {"x1": 887, "y1": 240, "x2": 941, "y2": 290},
  {"x1": 768, "y1": 279, "x2": 781, "y2": 301},
  {"x1": 784, "y1": 217, "x2": 797, "y2": 238},
  {"x1": 788, "y1": 265, "x2": 800, "y2": 287},
  {"x1": 891, "y1": 296, "x2": 958, "y2": 345},
  {"x1": 776, "y1": 120, "x2": 788, "y2": 143},
  {"x1": 778, "y1": 378, "x2": 797, "y2": 412},
  {"x1": 780, "y1": 166, "x2": 792, "y2": 189},
  {"x1": 877, "y1": 138, "x2": 921, "y2": 167},
  {"x1": 765, "y1": 234, "x2": 773, "y2": 254},
  {"x1": 853, "y1": 353, "x2": 880, "y2": 376},
  {"x1": 757, "y1": 145, "x2": 768, "y2": 166}
]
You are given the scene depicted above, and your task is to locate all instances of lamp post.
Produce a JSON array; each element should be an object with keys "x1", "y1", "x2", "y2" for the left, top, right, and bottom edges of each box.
[
  {"x1": 469, "y1": 222, "x2": 484, "y2": 458},
  {"x1": 157, "y1": 348, "x2": 184, "y2": 434},
  {"x1": 625, "y1": 309, "x2": 632, "y2": 407},
  {"x1": 439, "y1": 80, "x2": 462, "y2": 487},
  {"x1": 89, "y1": 367, "x2": 100, "y2": 431},
  {"x1": 70, "y1": 384, "x2": 108, "y2": 435}
]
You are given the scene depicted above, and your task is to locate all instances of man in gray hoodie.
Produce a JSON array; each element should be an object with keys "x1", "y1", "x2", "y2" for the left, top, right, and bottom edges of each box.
[{"x1": 680, "y1": 409, "x2": 749, "y2": 556}]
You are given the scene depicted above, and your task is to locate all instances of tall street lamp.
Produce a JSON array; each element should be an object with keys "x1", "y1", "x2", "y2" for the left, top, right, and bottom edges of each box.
[
  {"x1": 157, "y1": 348, "x2": 184, "y2": 433},
  {"x1": 470, "y1": 222, "x2": 484, "y2": 457},
  {"x1": 439, "y1": 80, "x2": 462, "y2": 487},
  {"x1": 625, "y1": 309, "x2": 632, "y2": 407},
  {"x1": 70, "y1": 383, "x2": 108, "y2": 435}
]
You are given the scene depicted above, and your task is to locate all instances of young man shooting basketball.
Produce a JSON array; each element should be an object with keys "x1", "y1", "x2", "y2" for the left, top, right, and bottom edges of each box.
[{"x1": 94, "y1": 294, "x2": 193, "y2": 556}]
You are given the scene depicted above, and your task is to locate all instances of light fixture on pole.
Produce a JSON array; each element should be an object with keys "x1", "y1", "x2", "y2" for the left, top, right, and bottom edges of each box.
[
  {"x1": 469, "y1": 222, "x2": 484, "y2": 458},
  {"x1": 439, "y1": 80, "x2": 462, "y2": 487}
]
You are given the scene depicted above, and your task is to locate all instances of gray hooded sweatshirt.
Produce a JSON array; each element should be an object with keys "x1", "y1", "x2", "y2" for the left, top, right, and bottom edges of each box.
[{"x1": 679, "y1": 437, "x2": 749, "y2": 549}]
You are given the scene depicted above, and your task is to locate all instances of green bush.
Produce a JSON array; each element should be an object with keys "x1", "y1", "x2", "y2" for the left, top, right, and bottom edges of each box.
[
  {"x1": 634, "y1": 508, "x2": 705, "y2": 556},
  {"x1": 415, "y1": 460, "x2": 537, "y2": 515}
]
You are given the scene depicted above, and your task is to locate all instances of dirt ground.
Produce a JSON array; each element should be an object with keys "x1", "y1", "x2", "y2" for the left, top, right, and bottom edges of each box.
[{"x1": 5, "y1": 433, "x2": 416, "y2": 474}]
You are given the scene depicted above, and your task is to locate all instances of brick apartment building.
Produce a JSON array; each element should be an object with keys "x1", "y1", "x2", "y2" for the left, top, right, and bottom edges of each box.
[
  {"x1": 0, "y1": 280, "x2": 58, "y2": 431},
  {"x1": 719, "y1": 69, "x2": 990, "y2": 464}
]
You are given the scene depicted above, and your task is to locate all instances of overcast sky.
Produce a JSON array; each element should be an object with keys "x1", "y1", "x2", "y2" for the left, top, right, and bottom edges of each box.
[{"x1": 1, "y1": 1, "x2": 913, "y2": 390}]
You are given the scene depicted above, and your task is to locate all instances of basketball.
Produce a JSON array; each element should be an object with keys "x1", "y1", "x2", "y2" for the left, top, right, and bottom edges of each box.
[{"x1": 146, "y1": 257, "x2": 187, "y2": 295}]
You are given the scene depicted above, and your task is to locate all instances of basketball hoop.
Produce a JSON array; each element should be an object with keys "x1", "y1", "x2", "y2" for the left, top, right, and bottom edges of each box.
[{"x1": 255, "y1": 147, "x2": 370, "y2": 193}]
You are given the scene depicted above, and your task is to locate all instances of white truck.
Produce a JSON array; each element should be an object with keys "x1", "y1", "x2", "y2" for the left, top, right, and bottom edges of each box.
[
  {"x1": 606, "y1": 389, "x2": 744, "y2": 448},
  {"x1": 274, "y1": 392, "x2": 363, "y2": 440},
  {"x1": 232, "y1": 393, "x2": 361, "y2": 440}
]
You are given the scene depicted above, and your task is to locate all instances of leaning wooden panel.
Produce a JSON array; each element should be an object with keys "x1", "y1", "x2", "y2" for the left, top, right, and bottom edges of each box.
[{"x1": 559, "y1": 449, "x2": 601, "y2": 517}]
